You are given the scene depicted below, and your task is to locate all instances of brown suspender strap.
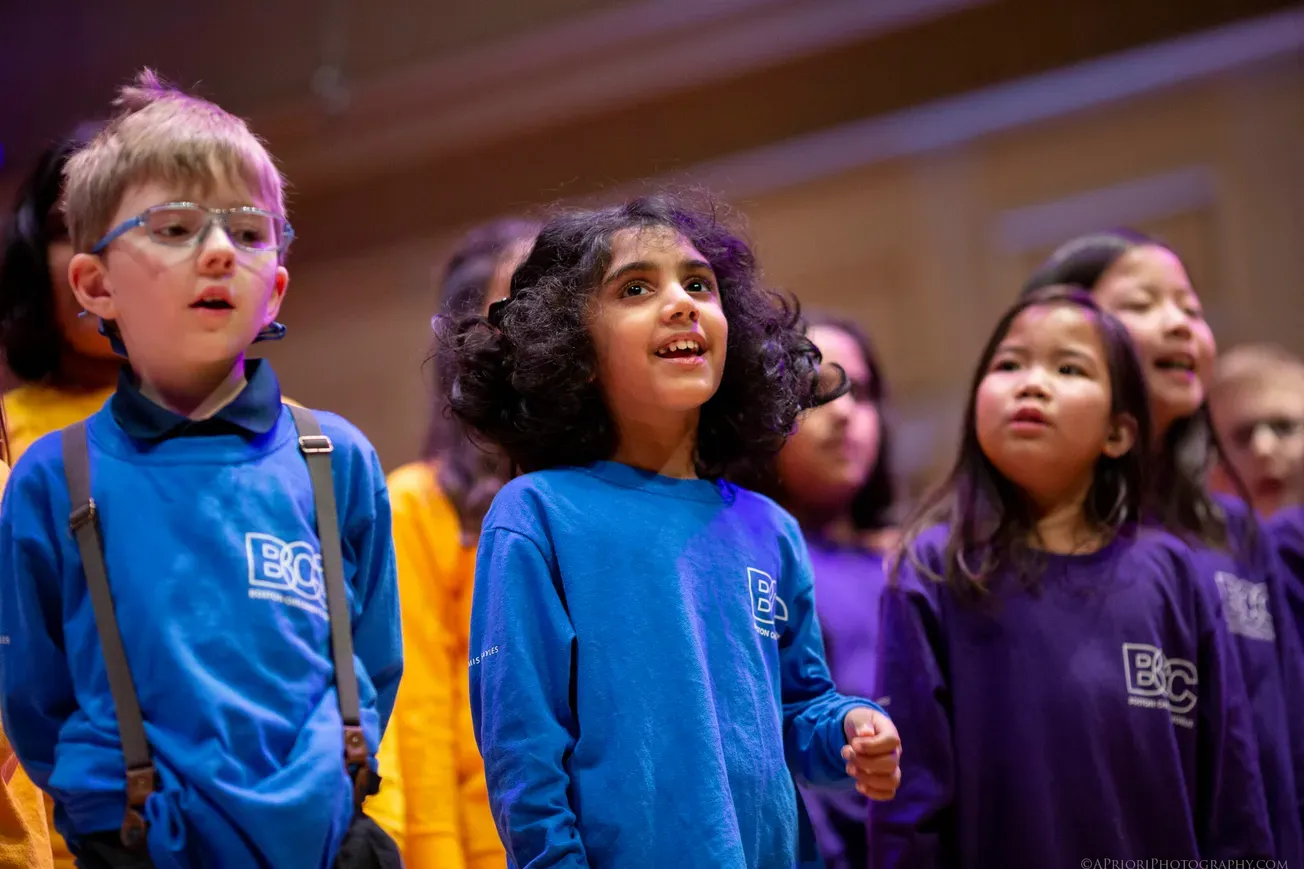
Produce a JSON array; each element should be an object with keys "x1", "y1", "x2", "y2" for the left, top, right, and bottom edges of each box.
[
  {"x1": 285, "y1": 404, "x2": 371, "y2": 810},
  {"x1": 62, "y1": 421, "x2": 154, "y2": 850}
]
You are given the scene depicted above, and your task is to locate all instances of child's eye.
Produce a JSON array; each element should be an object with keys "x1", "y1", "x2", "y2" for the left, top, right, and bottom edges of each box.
[
  {"x1": 621, "y1": 282, "x2": 651, "y2": 297},
  {"x1": 234, "y1": 229, "x2": 270, "y2": 247},
  {"x1": 1059, "y1": 363, "x2": 1086, "y2": 376},
  {"x1": 1271, "y1": 417, "x2": 1304, "y2": 437},
  {"x1": 992, "y1": 359, "x2": 1020, "y2": 372},
  {"x1": 156, "y1": 222, "x2": 196, "y2": 240},
  {"x1": 685, "y1": 277, "x2": 715, "y2": 294}
]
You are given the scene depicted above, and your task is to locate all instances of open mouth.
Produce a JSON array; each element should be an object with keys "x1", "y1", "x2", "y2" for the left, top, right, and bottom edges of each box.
[
  {"x1": 1154, "y1": 353, "x2": 1195, "y2": 373},
  {"x1": 191, "y1": 286, "x2": 236, "y2": 311},
  {"x1": 655, "y1": 338, "x2": 705, "y2": 359}
]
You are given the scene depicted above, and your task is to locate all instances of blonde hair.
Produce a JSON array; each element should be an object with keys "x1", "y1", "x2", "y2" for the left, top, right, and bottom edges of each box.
[
  {"x1": 1213, "y1": 343, "x2": 1304, "y2": 399},
  {"x1": 62, "y1": 69, "x2": 286, "y2": 253}
]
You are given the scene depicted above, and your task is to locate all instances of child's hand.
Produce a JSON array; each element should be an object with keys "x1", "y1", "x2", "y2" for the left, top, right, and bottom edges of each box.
[{"x1": 841, "y1": 706, "x2": 901, "y2": 801}]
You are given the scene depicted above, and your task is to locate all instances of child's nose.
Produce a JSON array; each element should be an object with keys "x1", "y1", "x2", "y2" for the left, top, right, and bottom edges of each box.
[
  {"x1": 1250, "y1": 424, "x2": 1278, "y2": 458},
  {"x1": 1158, "y1": 300, "x2": 1195, "y2": 339},
  {"x1": 1016, "y1": 368, "x2": 1051, "y2": 398},
  {"x1": 666, "y1": 283, "x2": 700, "y2": 321},
  {"x1": 198, "y1": 228, "x2": 237, "y2": 273}
]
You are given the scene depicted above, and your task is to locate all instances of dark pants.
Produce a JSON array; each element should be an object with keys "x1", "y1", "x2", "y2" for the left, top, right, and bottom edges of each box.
[
  {"x1": 73, "y1": 815, "x2": 402, "y2": 869},
  {"x1": 72, "y1": 833, "x2": 153, "y2": 869},
  {"x1": 335, "y1": 815, "x2": 404, "y2": 868}
]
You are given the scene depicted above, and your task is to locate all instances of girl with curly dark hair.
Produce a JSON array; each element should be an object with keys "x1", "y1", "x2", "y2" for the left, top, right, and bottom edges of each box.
[
  {"x1": 870, "y1": 286, "x2": 1271, "y2": 866},
  {"x1": 436, "y1": 194, "x2": 901, "y2": 868},
  {"x1": 1023, "y1": 230, "x2": 1304, "y2": 866}
]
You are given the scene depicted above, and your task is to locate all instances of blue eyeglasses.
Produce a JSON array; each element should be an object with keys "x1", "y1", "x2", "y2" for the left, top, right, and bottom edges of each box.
[{"x1": 91, "y1": 202, "x2": 294, "y2": 255}]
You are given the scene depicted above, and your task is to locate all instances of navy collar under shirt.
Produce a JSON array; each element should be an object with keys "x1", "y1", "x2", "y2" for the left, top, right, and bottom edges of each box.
[{"x1": 111, "y1": 358, "x2": 283, "y2": 442}]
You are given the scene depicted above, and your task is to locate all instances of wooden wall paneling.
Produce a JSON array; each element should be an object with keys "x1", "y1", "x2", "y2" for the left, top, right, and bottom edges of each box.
[
  {"x1": 261, "y1": 231, "x2": 461, "y2": 466},
  {"x1": 1210, "y1": 56, "x2": 1304, "y2": 349}
]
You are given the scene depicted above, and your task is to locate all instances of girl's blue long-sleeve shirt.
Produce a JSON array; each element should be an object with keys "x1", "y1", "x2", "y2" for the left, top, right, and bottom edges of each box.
[{"x1": 468, "y1": 461, "x2": 882, "y2": 869}]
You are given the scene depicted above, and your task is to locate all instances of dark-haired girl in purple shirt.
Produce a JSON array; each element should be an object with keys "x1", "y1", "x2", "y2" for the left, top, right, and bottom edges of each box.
[
  {"x1": 872, "y1": 287, "x2": 1271, "y2": 868},
  {"x1": 1025, "y1": 230, "x2": 1304, "y2": 862}
]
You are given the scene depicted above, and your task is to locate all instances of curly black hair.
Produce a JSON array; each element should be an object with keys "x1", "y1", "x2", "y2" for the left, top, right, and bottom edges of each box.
[
  {"x1": 1022, "y1": 228, "x2": 1247, "y2": 551},
  {"x1": 435, "y1": 193, "x2": 843, "y2": 480},
  {"x1": 0, "y1": 137, "x2": 86, "y2": 382}
]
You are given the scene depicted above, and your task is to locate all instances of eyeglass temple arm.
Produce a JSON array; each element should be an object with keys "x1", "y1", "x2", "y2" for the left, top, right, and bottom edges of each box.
[{"x1": 90, "y1": 218, "x2": 143, "y2": 255}]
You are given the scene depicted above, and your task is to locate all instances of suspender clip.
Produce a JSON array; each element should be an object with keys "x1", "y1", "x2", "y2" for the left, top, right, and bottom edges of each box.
[
  {"x1": 298, "y1": 435, "x2": 333, "y2": 455},
  {"x1": 69, "y1": 499, "x2": 98, "y2": 533},
  {"x1": 119, "y1": 763, "x2": 155, "y2": 850}
]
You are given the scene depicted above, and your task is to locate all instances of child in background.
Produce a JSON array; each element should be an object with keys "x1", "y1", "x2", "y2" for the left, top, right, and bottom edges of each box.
[
  {"x1": 1024, "y1": 230, "x2": 1304, "y2": 863},
  {"x1": 437, "y1": 194, "x2": 902, "y2": 868},
  {"x1": 871, "y1": 286, "x2": 1271, "y2": 867},
  {"x1": 1243, "y1": 347, "x2": 1304, "y2": 662},
  {"x1": 0, "y1": 130, "x2": 122, "y2": 869},
  {"x1": 0, "y1": 71, "x2": 402, "y2": 867},
  {"x1": 0, "y1": 134, "x2": 120, "y2": 462},
  {"x1": 1209, "y1": 343, "x2": 1304, "y2": 517},
  {"x1": 758, "y1": 313, "x2": 897, "y2": 869},
  {"x1": 370, "y1": 218, "x2": 537, "y2": 869}
]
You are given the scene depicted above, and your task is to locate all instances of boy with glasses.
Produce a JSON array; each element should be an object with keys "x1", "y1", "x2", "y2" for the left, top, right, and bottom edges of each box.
[
  {"x1": 0, "y1": 70, "x2": 403, "y2": 868},
  {"x1": 1210, "y1": 343, "x2": 1304, "y2": 518}
]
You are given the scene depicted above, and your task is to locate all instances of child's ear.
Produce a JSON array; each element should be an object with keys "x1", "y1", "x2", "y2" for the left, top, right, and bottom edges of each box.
[
  {"x1": 262, "y1": 266, "x2": 290, "y2": 326},
  {"x1": 68, "y1": 253, "x2": 117, "y2": 321},
  {"x1": 1102, "y1": 413, "x2": 1138, "y2": 459}
]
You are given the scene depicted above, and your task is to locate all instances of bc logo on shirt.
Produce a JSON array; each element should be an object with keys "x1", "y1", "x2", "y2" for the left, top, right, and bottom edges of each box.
[
  {"x1": 1213, "y1": 571, "x2": 1275, "y2": 642},
  {"x1": 245, "y1": 532, "x2": 327, "y2": 618},
  {"x1": 748, "y1": 567, "x2": 787, "y2": 640},
  {"x1": 1122, "y1": 642, "x2": 1197, "y2": 727}
]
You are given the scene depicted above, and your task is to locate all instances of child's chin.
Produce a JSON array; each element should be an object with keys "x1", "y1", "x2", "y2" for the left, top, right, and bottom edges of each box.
[
  {"x1": 661, "y1": 383, "x2": 719, "y2": 412},
  {"x1": 182, "y1": 334, "x2": 253, "y2": 365},
  {"x1": 1149, "y1": 382, "x2": 1203, "y2": 421}
]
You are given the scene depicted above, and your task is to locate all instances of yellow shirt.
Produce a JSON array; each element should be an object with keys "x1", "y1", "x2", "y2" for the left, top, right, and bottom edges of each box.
[
  {"x1": 0, "y1": 382, "x2": 114, "y2": 869},
  {"x1": 0, "y1": 731, "x2": 52, "y2": 869},
  {"x1": 4, "y1": 382, "x2": 115, "y2": 466},
  {"x1": 0, "y1": 455, "x2": 53, "y2": 869},
  {"x1": 369, "y1": 462, "x2": 503, "y2": 869}
]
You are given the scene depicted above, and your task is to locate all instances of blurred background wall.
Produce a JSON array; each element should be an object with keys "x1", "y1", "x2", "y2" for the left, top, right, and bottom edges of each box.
[{"x1": 3, "y1": 0, "x2": 1301, "y2": 495}]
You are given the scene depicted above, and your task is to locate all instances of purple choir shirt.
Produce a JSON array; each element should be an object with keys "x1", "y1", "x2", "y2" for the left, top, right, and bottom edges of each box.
[
  {"x1": 871, "y1": 523, "x2": 1272, "y2": 869},
  {"x1": 1181, "y1": 496, "x2": 1304, "y2": 866},
  {"x1": 1268, "y1": 504, "x2": 1304, "y2": 654},
  {"x1": 798, "y1": 539, "x2": 888, "y2": 869}
]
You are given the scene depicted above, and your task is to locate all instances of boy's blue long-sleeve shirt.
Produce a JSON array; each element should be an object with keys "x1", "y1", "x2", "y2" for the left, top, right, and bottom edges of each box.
[
  {"x1": 0, "y1": 390, "x2": 402, "y2": 868},
  {"x1": 468, "y1": 460, "x2": 882, "y2": 869}
]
